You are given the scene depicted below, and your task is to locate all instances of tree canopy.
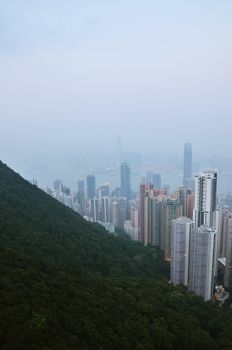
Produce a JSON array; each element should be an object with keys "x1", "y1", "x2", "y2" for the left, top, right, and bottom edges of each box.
[{"x1": 0, "y1": 161, "x2": 232, "y2": 349}]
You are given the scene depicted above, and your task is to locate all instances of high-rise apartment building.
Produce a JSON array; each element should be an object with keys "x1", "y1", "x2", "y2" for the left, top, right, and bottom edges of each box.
[
  {"x1": 139, "y1": 184, "x2": 154, "y2": 244},
  {"x1": 117, "y1": 197, "x2": 128, "y2": 229},
  {"x1": 193, "y1": 171, "x2": 217, "y2": 228},
  {"x1": 161, "y1": 197, "x2": 183, "y2": 259},
  {"x1": 131, "y1": 206, "x2": 139, "y2": 229},
  {"x1": 189, "y1": 226, "x2": 217, "y2": 301},
  {"x1": 224, "y1": 216, "x2": 232, "y2": 290},
  {"x1": 139, "y1": 184, "x2": 182, "y2": 258},
  {"x1": 219, "y1": 207, "x2": 232, "y2": 257},
  {"x1": 120, "y1": 163, "x2": 131, "y2": 199},
  {"x1": 76, "y1": 190, "x2": 85, "y2": 216},
  {"x1": 171, "y1": 217, "x2": 194, "y2": 286},
  {"x1": 90, "y1": 198, "x2": 99, "y2": 222},
  {"x1": 183, "y1": 141, "x2": 192, "y2": 188},
  {"x1": 175, "y1": 186, "x2": 192, "y2": 217},
  {"x1": 186, "y1": 192, "x2": 195, "y2": 220},
  {"x1": 76, "y1": 179, "x2": 86, "y2": 215},
  {"x1": 100, "y1": 197, "x2": 111, "y2": 223},
  {"x1": 86, "y1": 174, "x2": 96, "y2": 200},
  {"x1": 112, "y1": 201, "x2": 120, "y2": 227}
]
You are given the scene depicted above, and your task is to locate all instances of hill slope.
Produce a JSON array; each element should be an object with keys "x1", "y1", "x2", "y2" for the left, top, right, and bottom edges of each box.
[
  {"x1": 0, "y1": 161, "x2": 232, "y2": 349},
  {"x1": 0, "y1": 161, "x2": 168, "y2": 279}
]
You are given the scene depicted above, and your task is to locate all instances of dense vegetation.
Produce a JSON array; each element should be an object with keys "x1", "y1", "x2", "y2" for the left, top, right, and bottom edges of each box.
[
  {"x1": 0, "y1": 162, "x2": 168, "y2": 279},
  {"x1": 0, "y1": 161, "x2": 232, "y2": 349}
]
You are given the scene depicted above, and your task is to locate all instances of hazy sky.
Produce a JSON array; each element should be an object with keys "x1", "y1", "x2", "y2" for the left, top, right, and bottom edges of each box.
[{"x1": 0, "y1": 0, "x2": 232, "y2": 163}]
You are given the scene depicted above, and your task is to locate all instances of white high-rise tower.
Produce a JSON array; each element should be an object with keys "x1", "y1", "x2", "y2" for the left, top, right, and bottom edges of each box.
[{"x1": 193, "y1": 171, "x2": 217, "y2": 228}]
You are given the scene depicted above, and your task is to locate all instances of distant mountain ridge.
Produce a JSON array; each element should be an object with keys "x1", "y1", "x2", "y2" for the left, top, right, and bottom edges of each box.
[{"x1": 0, "y1": 161, "x2": 232, "y2": 349}]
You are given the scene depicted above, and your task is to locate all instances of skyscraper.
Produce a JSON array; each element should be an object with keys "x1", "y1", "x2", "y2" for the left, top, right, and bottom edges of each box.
[
  {"x1": 175, "y1": 186, "x2": 191, "y2": 217},
  {"x1": 183, "y1": 141, "x2": 192, "y2": 188},
  {"x1": 219, "y1": 207, "x2": 232, "y2": 257},
  {"x1": 100, "y1": 197, "x2": 111, "y2": 223},
  {"x1": 112, "y1": 201, "x2": 120, "y2": 227},
  {"x1": 161, "y1": 197, "x2": 183, "y2": 259},
  {"x1": 76, "y1": 190, "x2": 85, "y2": 216},
  {"x1": 120, "y1": 162, "x2": 131, "y2": 199},
  {"x1": 189, "y1": 226, "x2": 217, "y2": 301},
  {"x1": 117, "y1": 197, "x2": 128, "y2": 229},
  {"x1": 186, "y1": 192, "x2": 195, "y2": 220},
  {"x1": 86, "y1": 174, "x2": 96, "y2": 200},
  {"x1": 90, "y1": 198, "x2": 99, "y2": 222},
  {"x1": 146, "y1": 171, "x2": 161, "y2": 188},
  {"x1": 139, "y1": 183, "x2": 153, "y2": 243},
  {"x1": 193, "y1": 171, "x2": 217, "y2": 228},
  {"x1": 224, "y1": 216, "x2": 232, "y2": 290},
  {"x1": 171, "y1": 217, "x2": 194, "y2": 286},
  {"x1": 139, "y1": 184, "x2": 182, "y2": 258},
  {"x1": 131, "y1": 206, "x2": 139, "y2": 229},
  {"x1": 77, "y1": 180, "x2": 85, "y2": 193}
]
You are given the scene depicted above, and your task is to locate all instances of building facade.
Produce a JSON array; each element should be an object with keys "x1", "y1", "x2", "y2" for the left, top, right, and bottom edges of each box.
[
  {"x1": 189, "y1": 226, "x2": 217, "y2": 301},
  {"x1": 193, "y1": 171, "x2": 217, "y2": 228},
  {"x1": 171, "y1": 217, "x2": 194, "y2": 286},
  {"x1": 87, "y1": 174, "x2": 96, "y2": 200}
]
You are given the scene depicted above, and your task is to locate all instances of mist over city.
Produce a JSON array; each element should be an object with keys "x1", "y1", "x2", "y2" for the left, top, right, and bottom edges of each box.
[
  {"x1": 1, "y1": 1, "x2": 232, "y2": 163},
  {"x1": 1, "y1": 1, "x2": 232, "y2": 349}
]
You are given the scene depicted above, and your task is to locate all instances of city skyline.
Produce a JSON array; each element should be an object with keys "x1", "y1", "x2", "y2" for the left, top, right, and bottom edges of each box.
[
  {"x1": 1, "y1": 1, "x2": 232, "y2": 346},
  {"x1": 11, "y1": 139, "x2": 232, "y2": 303}
]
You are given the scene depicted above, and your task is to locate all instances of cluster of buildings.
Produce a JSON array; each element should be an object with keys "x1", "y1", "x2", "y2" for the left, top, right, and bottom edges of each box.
[
  {"x1": 45, "y1": 162, "x2": 138, "y2": 235},
  {"x1": 170, "y1": 144, "x2": 231, "y2": 302},
  {"x1": 44, "y1": 141, "x2": 232, "y2": 302}
]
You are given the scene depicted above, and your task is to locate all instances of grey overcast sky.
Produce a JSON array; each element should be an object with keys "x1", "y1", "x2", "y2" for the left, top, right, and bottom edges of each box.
[{"x1": 0, "y1": 0, "x2": 232, "y2": 162}]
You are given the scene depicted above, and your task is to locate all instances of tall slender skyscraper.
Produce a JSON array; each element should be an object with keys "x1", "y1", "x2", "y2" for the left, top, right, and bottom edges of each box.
[
  {"x1": 90, "y1": 198, "x2": 99, "y2": 222},
  {"x1": 183, "y1": 141, "x2": 192, "y2": 188},
  {"x1": 112, "y1": 201, "x2": 120, "y2": 227},
  {"x1": 87, "y1": 174, "x2": 96, "y2": 200},
  {"x1": 100, "y1": 197, "x2": 111, "y2": 223},
  {"x1": 120, "y1": 162, "x2": 131, "y2": 199},
  {"x1": 76, "y1": 184, "x2": 86, "y2": 216},
  {"x1": 189, "y1": 226, "x2": 217, "y2": 301},
  {"x1": 171, "y1": 217, "x2": 194, "y2": 286},
  {"x1": 193, "y1": 171, "x2": 217, "y2": 228},
  {"x1": 139, "y1": 183, "x2": 153, "y2": 243},
  {"x1": 117, "y1": 197, "x2": 128, "y2": 229},
  {"x1": 224, "y1": 216, "x2": 232, "y2": 290}
]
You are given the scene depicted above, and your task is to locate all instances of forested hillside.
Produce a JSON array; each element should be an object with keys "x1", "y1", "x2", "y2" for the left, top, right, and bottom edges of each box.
[
  {"x1": 0, "y1": 161, "x2": 168, "y2": 279},
  {"x1": 1, "y1": 161, "x2": 232, "y2": 350}
]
